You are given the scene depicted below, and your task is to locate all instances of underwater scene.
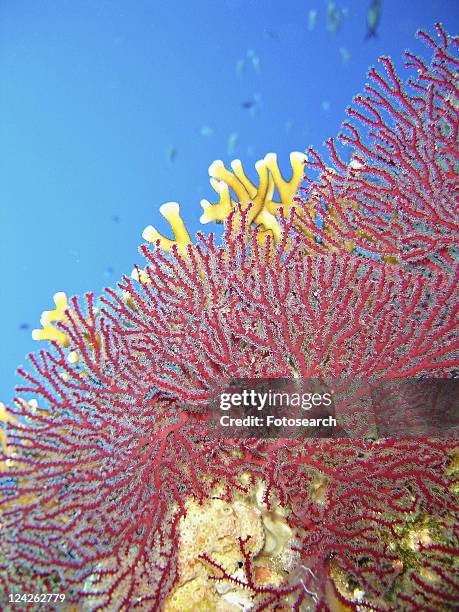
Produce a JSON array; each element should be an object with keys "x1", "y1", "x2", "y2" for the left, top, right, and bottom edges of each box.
[{"x1": 1, "y1": 0, "x2": 458, "y2": 609}]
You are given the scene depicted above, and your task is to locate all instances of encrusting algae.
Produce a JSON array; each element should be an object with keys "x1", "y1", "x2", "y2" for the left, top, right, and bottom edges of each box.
[{"x1": 165, "y1": 482, "x2": 297, "y2": 612}]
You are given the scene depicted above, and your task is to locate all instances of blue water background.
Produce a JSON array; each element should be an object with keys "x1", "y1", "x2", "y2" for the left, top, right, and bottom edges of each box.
[{"x1": 1, "y1": 0, "x2": 458, "y2": 403}]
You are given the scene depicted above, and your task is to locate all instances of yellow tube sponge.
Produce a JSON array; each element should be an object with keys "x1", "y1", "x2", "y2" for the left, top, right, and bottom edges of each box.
[
  {"x1": 142, "y1": 202, "x2": 192, "y2": 256},
  {"x1": 32, "y1": 292, "x2": 71, "y2": 347}
]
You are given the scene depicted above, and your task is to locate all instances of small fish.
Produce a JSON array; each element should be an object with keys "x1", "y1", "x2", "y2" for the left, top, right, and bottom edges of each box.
[
  {"x1": 19, "y1": 322, "x2": 30, "y2": 331},
  {"x1": 247, "y1": 48, "x2": 260, "y2": 73},
  {"x1": 111, "y1": 215, "x2": 120, "y2": 223},
  {"x1": 227, "y1": 132, "x2": 238, "y2": 156},
  {"x1": 366, "y1": 0, "x2": 382, "y2": 39},
  {"x1": 104, "y1": 266, "x2": 114, "y2": 279},
  {"x1": 339, "y1": 46, "x2": 351, "y2": 66},
  {"x1": 322, "y1": 100, "x2": 331, "y2": 113},
  {"x1": 166, "y1": 146, "x2": 177, "y2": 162},
  {"x1": 263, "y1": 28, "x2": 278, "y2": 40},
  {"x1": 200, "y1": 126, "x2": 213, "y2": 137},
  {"x1": 235, "y1": 58, "x2": 245, "y2": 78},
  {"x1": 308, "y1": 9, "x2": 318, "y2": 31},
  {"x1": 69, "y1": 248, "x2": 81, "y2": 263},
  {"x1": 326, "y1": 2, "x2": 343, "y2": 33},
  {"x1": 241, "y1": 93, "x2": 261, "y2": 117}
]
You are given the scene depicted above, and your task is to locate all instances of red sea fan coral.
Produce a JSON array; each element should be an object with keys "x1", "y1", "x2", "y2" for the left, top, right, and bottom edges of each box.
[
  {"x1": 297, "y1": 23, "x2": 459, "y2": 271},
  {"x1": 1, "y1": 211, "x2": 458, "y2": 609},
  {"x1": 1, "y1": 24, "x2": 458, "y2": 612}
]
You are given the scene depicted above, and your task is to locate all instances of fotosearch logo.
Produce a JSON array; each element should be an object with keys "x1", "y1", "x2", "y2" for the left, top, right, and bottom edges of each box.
[
  {"x1": 208, "y1": 378, "x2": 459, "y2": 439},
  {"x1": 219, "y1": 389, "x2": 333, "y2": 411},
  {"x1": 209, "y1": 379, "x2": 340, "y2": 438}
]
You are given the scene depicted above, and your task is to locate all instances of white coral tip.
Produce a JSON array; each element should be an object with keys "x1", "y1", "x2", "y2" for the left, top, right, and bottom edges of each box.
[
  {"x1": 291, "y1": 151, "x2": 308, "y2": 163},
  {"x1": 208, "y1": 159, "x2": 224, "y2": 177},
  {"x1": 230, "y1": 159, "x2": 242, "y2": 171},
  {"x1": 40, "y1": 311, "x2": 51, "y2": 325},
  {"x1": 264, "y1": 152, "x2": 277, "y2": 163},
  {"x1": 53, "y1": 291, "x2": 67, "y2": 305},
  {"x1": 159, "y1": 201, "x2": 180, "y2": 216},
  {"x1": 255, "y1": 159, "x2": 266, "y2": 172},
  {"x1": 200, "y1": 214, "x2": 210, "y2": 224},
  {"x1": 67, "y1": 351, "x2": 79, "y2": 364},
  {"x1": 142, "y1": 225, "x2": 157, "y2": 242},
  {"x1": 136, "y1": 268, "x2": 150, "y2": 283},
  {"x1": 200, "y1": 199, "x2": 210, "y2": 209},
  {"x1": 349, "y1": 158, "x2": 364, "y2": 170}
]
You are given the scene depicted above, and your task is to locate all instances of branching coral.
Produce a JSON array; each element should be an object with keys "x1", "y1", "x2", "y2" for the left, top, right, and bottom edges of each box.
[
  {"x1": 142, "y1": 152, "x2": 308, "y2": 255},
  {"x1": 31, "y1": 292, "x2": 72, "y2": 347},
  {"x1": 297, "y1": 23, "x2": 459, "y2": 271},
  {"x1": 1, "y1": 212, "x2": 458, "y2": 609},
  {"x1": 142, "y1": 202, "x2": 193, "y2": 256},
  {"x1": 1, "y1": 23, "x2": 458, "y2": 612}
]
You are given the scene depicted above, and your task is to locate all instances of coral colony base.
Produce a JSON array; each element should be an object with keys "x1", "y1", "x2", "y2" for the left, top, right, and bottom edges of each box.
[{"x1": 1, "y1": 24, "x2": 458, "y2": 612}]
